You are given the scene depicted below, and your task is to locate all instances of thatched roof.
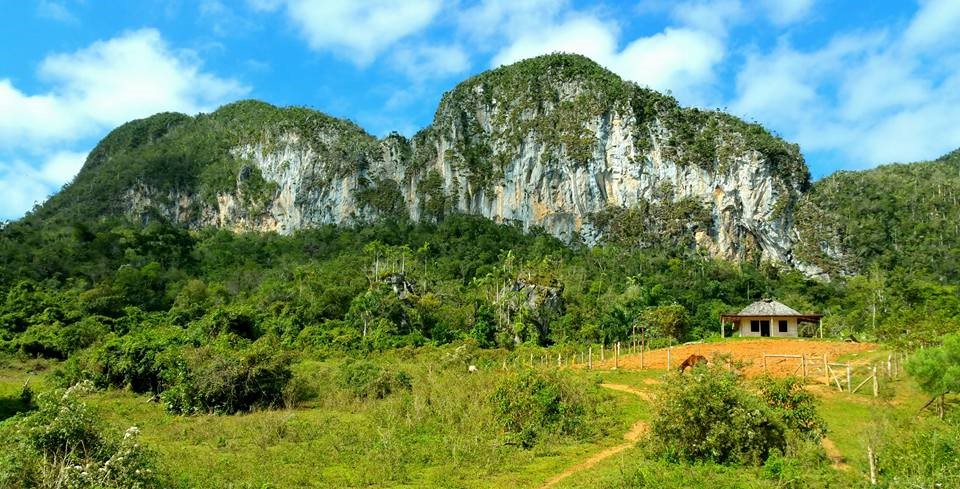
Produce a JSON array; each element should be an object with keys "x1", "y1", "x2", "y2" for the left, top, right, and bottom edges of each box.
[{"x1": 737, "y1": 299, "x2": 801, "y2": 316}]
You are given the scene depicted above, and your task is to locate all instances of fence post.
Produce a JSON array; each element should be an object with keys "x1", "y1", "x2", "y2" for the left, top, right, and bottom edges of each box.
[
  {"x1": 868, "y1": 445, "x2": 877, "y2": 485},
  {"x1": 601, "y1": 343, "x2": 605, "y2": 363},
  {"x1": 666, "y1": 346, "x2": 671, "y2": 371},
  {"x1": 640, "y1": 343, "x2": 644, "y2": 369},
  {"x1": 588, "y1": 346, "x2": 593, "y2": 369},
  {"x1": 616, "y1": 342, "x2": 620, "y2": 369},
  {"x1": 557, "y1": 353, "x2": 561, "y2": 368},
  {"x1": 872, "y1": 366, "x2": 879, "y2": 397},
  {"x1": 763, "y1": 354, "x2": 768, "y2": 373},
  {"x1": 846, "y1": 365, "x2": 852, "y2": 393},
  {"x1": 801, "y1": 355, "x2": 807, "y2": 380},
  {"x1": 887, "y1": 354, "x2": 892, "y2": 377},
  {"x1": 823, "y1": 355, "x2": 829, "y2": 386}
]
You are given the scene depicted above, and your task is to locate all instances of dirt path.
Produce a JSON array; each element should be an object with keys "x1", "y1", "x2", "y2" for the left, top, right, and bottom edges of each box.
[
  {"x1": 821, "y1": 437, "x2": 850, "y2": 471},
  {"x1": 600, "y1": 383, "x2": 654, "y2": 401},
  {"x1": 539, "y1": 384, "x2": 651, "y2": 489}
]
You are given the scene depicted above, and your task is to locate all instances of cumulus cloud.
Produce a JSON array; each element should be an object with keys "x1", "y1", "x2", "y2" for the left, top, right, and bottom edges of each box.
[
  {"x1": 669, "y1": 0, "x2": 745, "y2": 36},
  {"x1": 0, "y1": 28, "x2": 247, "y2": 149},
  {"x1": 0, "y1": 29, "x2": 246, "y2": 220},
  {"x1": 0, "y1": 151, "x2": 86, "y2": 219},
  {"x1": 730, "y1": 7, "x2": 960, "y2": 168},
  {"x1": 458, "y1": 0, "x2": 568, "y2": 42},
  {"x1": 36, "y1": 0, "x2": 78, "y2": 23},
  {"x1": 391, "y1": 44, "x2": 470, "y2": 80},
  {"x1": 491, "y1": 14, "x2": 725, "y2": 104},
  {"x1": 903, "y1": 0, "x2": 960, "y2": 49},
  {"x1": 252, "y1": 0, "x2": 443, "y2": 65},
  {"x1": 760, "y1": 0, "x2": 816, "y2": 26}
]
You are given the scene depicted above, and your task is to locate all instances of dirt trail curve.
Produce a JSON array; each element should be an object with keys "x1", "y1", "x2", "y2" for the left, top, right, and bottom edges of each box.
[
  {"x1": 539, "y1": 383, "x2": 650, "y2": 489},
  {"x1": 821, "y1": 437, "x2": 851, "y2": 471}
]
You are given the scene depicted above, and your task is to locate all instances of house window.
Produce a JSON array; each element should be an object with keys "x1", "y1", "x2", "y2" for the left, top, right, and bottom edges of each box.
[
  {"x1": 778, "y1": 320, "x2": 788, "y2": 333},
  {"x1": 750, "y1": 320, "x2": 760, "y2": 332}
]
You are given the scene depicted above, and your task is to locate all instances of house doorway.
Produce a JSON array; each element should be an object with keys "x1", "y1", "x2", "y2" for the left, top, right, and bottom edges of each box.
[{"x1": 760, "y1": 320, "x2": 770, "y2": 337}]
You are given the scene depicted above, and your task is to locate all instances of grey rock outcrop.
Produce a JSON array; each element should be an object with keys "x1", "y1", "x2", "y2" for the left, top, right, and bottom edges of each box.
[{"x1": 117, "y1": 54, "x2": 816, "y2": 271}]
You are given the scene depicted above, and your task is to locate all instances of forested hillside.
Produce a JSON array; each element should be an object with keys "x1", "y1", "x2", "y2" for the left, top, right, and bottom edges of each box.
[
  {"x1": 796, "y1": 149, "x2": 960, "y2": 281},
  {"x1": 17, "y1": 54, "x2": 812, "y2": 268}
]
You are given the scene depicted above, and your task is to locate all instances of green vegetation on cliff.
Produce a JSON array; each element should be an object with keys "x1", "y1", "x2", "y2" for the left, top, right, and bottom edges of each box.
[
  {"x1": 433, "y1": 53, "x2": 808, "y2": 197},
  {"x1": 31, "y1": 100, "x2": 378, "y2": 225},
  {"x1": 796, "y1": 149, "x2": 960, "y2": 281}
]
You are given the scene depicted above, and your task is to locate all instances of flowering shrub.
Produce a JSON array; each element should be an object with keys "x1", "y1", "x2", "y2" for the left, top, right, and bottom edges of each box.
[{"x1": 0, "y1": 382, "x2": 164, "y2": 488}]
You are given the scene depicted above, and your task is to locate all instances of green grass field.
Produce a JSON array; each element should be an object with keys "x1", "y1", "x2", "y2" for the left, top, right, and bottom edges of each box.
[{"x1": 0, "y1": 341, "x2": 950, "y2": 488}]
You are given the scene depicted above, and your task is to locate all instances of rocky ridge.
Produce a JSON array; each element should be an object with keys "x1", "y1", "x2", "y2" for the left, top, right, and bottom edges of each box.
[{"x1": 40, "y1": 54, "x2": 820, "y2": 274}]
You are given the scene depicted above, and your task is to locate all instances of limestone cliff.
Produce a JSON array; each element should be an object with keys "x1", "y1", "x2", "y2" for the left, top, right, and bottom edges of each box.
[{"x1": 45, "y1": 54, "x2": 817, "y2": 272}]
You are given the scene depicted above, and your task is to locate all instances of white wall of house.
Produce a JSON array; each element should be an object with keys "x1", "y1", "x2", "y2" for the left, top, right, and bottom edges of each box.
[{"x1": 737, "y1": 316, "x2": 798, "y2": 337}]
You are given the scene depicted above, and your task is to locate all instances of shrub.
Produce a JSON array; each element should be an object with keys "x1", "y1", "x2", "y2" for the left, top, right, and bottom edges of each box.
[
  {"x1": 56, "y1": 326, "x2": 187, "y2": 393},
  {"x1": 0, "y1": 382, "x2": 163, "y2": 488},
  {"x1": 754, "y1": 375, "x2": 827, "y2": 442},
  {"x1": 650, "y1": 366, "x2": 786, "y2": 465},
  {"x1": 490, "y1": 369, "x2": 609, "y2": 448},
  {"x1": 160, "y1": 338, "x2": 292, "y2": 414},
  {"x1": 335, "y1": 359, "x2": 412, "y2": 399}
]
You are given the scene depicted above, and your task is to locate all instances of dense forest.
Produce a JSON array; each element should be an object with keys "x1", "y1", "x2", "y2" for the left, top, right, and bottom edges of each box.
[{"x1": 2, "y1": 193, "x2": 958, "y2": 373}]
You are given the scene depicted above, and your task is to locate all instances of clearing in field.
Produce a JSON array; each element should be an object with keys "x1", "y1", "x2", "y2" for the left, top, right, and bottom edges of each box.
[{"x1": 592, "y1": 338, "x2": 880, "y2": 377}]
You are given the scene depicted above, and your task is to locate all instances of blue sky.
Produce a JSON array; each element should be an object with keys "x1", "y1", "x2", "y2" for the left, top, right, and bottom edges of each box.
[{"x1": 2, "y1": 0, "x2": 959, "y2": 220}]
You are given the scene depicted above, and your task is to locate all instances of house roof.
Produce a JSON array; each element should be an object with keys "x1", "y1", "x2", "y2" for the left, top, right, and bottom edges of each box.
[
  {"x1": 720, "y1": 299, "x2": 823, "y2": 323},
  {"x1": 737, "y1": 299, "x2": 801, "y2": 316}
]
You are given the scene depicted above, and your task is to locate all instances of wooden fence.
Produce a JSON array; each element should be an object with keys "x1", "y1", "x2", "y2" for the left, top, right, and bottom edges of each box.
[
  {"x1": 494, "y1": 346, "x2": 907, "y2": 400},
  {"x1": 762, "y1": 352, "x2": 907, "y2": 396}
]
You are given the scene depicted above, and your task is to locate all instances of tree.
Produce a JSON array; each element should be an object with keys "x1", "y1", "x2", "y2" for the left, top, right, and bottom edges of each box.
[
  {"x1": 641, "y1": 304, "x2": 690, "y2": 342},
  {"x1": 907, "y1": 332, "x2": 960, "y2": 419}
]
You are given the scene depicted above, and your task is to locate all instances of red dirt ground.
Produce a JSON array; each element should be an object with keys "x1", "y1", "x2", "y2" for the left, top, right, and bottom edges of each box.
[{"x1": 589, "y1": 338, "x2": 880, "y2": 377}]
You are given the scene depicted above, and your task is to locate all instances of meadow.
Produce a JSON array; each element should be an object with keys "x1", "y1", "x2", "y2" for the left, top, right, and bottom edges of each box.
[{"x1": 3, "y1": 338, "x2": 954, "y2": 488}]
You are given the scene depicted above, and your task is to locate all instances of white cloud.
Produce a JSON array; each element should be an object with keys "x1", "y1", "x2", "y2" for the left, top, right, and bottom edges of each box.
[
  {"x1": 36, "y1": 0, "x2": 78, "y2": 23},
  {"x1": 904, "y1": 0, "x2": 960, "y2": 49},
  {"x1": 0, "y1": 29, "x2": 246, "y2": 220},
  {"x1": 760, "y1": 0, "x2": 816, "y2": 26},
  {"x1": 458, "y1": 0, "x2": 568, "y2": 42},
  {"x1": 0, "y1": 151, "x2": 85, "y2": 219},
  {"x1": 491, "y1": 15, "x2": 724, "y2": 104},
  {"x1": 670, "y1": 0, "x2": 745, "y2": 36},
  {"x1": 491, "y1": 16, "x2": 618, "y2": 68},
  {"x1": 0, "y1": 28, "x2": 247, "y2": 149},
  {"x1": 730, "y1": 8, "x2": 960, "y2": 168},
  {"x1": 253, "y1": 0, "x2": 443, "y2": 65},
  {"x1": 391, "y1": 44, "x2": 470, "y2": 80},
  {"x1": 615, "y1": 28, "x2": 725, "y2": 98}
]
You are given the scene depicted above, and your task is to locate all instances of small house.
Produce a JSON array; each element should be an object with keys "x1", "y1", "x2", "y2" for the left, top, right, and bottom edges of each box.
[{"x1": 720, "y1": 299, "x2": 822, "y2": 338}]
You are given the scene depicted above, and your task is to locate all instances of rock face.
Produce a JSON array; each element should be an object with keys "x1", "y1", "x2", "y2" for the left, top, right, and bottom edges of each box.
[{"x1": 62, "y1": 54, "x2": 816, "y2": 270}]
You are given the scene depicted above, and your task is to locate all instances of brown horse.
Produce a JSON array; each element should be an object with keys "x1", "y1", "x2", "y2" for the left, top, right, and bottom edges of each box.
[{"x1": 678, "y1": 354, "x2": 708, "y2": 372}]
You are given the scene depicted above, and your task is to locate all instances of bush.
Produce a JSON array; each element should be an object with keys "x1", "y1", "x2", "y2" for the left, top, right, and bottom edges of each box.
[
  {"x1": 0, "y1": 382, "x2": 164, "y2": 488},
  {"x1": 56, "y1": 326, "x2": 186, "y2": 393},
  {"x1": 161, "y1": 338, "x2": 292, "y2": 414},
  {"x1": 490, "y1": 369, "x2": 609, "y2": 448},
  {"x1": 335, "y1": 359, "x2": 412, "y2": 399},
  {"x1": 650, "y1": 366, "x2": 786, "y2": 465},
  {"x1": 754, "y1": 375, "x2": 827, "y2": 442}
]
